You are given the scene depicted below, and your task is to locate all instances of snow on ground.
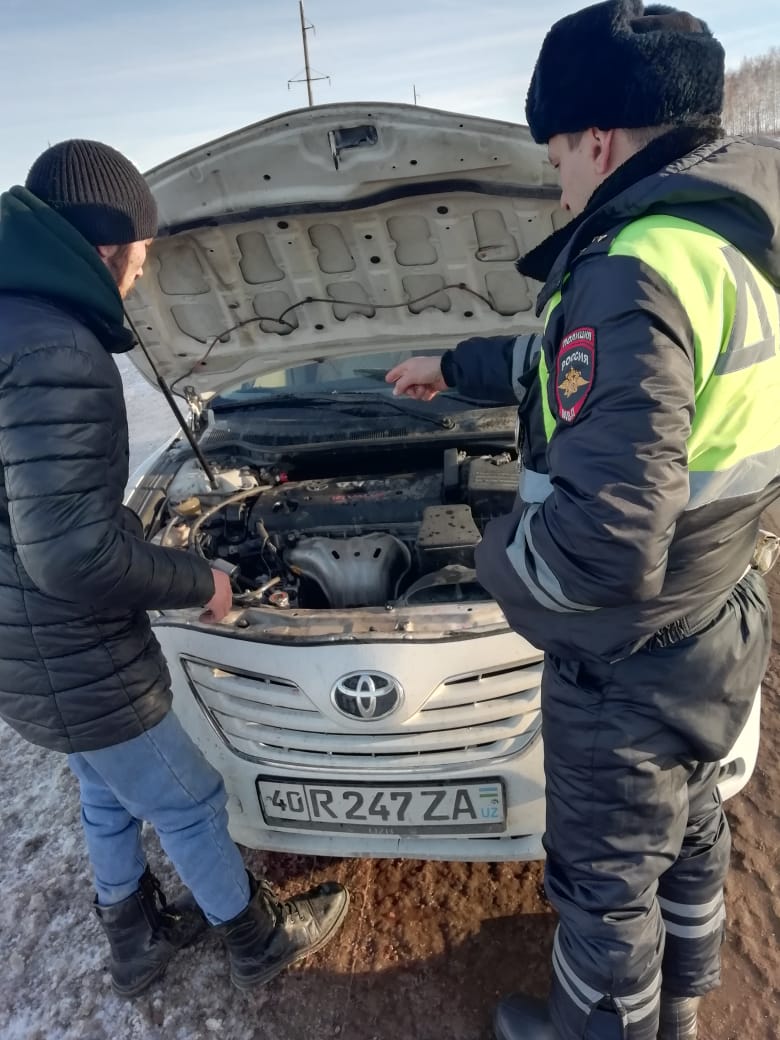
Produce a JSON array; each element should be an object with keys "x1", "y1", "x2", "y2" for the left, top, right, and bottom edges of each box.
[{"x1": 118, "y1": 355, "x2": 179, "y2": 475}]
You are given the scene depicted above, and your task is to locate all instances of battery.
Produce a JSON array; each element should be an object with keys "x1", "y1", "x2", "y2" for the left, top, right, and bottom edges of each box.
[{"x1": 467, "y1": 456, "x2": 519, "y2": 518}]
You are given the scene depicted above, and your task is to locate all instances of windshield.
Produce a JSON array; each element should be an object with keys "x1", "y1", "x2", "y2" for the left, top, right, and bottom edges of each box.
[{"x1": 210, "y1": 349, "x2": 457, "y2": 408}]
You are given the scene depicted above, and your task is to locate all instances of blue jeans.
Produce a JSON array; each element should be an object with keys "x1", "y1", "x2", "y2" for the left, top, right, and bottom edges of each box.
[{"x1": 68, "y1": 711, "x2": 251, "y2": 925}]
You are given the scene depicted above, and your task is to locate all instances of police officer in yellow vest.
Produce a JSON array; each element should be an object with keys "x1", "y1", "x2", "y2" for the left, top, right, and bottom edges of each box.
[{"x1": 387, "y1": 3, "x2": 780, "y2": 1039}]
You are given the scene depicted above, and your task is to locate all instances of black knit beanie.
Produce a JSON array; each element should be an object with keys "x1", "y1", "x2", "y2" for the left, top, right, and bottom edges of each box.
[
  {"x1": 525, "y1": 0, "x2": 724, "y2": 143},
  {"x1": 25, "y1": 139, "x2": 158, "y2": 245}
]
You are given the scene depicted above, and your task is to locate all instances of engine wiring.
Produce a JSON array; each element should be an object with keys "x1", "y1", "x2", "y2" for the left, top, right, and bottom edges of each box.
[
  {"x1": 185, "y1": 485, "x2": 274, "y2": 556},
  {"x1": 172, "y1": 484, "x2": 290, "y2": 601},
  {"x1": 160, "y1": 432, "x2": 521, "y2": 611},
  {"x1": 168, "y1": 282, "x2": 499, "y2": 395}
]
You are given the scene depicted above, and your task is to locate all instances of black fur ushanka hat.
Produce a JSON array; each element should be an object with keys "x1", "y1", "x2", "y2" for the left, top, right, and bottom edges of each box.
[{"x1": 525, "y1": 0, "x2": 724, "y2": 143}]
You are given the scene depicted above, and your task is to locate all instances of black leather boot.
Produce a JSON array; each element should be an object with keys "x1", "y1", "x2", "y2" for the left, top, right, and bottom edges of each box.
[
  {"x1": 213, "y1": 873, "x2": 349, "y2": 990},
  {"x1": 94, "y1": 867, "x2": 207, "y2": 997},
  {"x1": 493, "y1": 995, "x2": 560, "y2": 1039},
  {"x1": 657, "y1": 995, "x2": 700, "y2": 1040}
]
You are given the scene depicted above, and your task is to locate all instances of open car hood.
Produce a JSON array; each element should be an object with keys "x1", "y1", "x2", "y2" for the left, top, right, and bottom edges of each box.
[{"x1": 124, "y1": 102, "x2": 563, "y2": 399}]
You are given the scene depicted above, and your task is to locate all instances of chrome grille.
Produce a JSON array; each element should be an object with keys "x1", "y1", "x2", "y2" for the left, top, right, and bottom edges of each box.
[{"x1": 181, "y1": 656, "x2": 542, "y2": 772}]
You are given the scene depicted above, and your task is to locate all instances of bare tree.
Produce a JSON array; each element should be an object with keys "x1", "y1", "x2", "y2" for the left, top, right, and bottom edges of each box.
[{"x1": 724, "y1": 48, "x2": 780, "y2": 136}]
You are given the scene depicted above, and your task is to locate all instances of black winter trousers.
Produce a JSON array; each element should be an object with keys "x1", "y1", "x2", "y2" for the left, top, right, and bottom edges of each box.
[{"x1": 542, "y1": 570, "x2": 771, "y2": 1040}]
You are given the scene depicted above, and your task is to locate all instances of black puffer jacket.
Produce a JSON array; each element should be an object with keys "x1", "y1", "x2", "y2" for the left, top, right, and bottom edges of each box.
[{"x1": 0, "y1": 187, "x2": 215, "y2": 752}]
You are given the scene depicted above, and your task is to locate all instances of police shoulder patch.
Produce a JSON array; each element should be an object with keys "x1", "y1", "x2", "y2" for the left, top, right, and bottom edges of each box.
[{"x1": 555, "y1": 326, "x2": 595, "y2": 423}]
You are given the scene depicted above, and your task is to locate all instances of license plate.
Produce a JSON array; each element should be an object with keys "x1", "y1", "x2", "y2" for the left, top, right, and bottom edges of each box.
[{"x1": 256, "y1": 776, "x2": 506, "y2": 835}]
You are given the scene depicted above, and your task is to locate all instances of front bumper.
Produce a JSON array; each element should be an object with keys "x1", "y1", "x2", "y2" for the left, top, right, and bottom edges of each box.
[
  {"x1": 151, "y1": 616, "x2": 760, "y2": 862},
  {"x1": 153, "y1": 621, "x2": 548, "y2": 861}
]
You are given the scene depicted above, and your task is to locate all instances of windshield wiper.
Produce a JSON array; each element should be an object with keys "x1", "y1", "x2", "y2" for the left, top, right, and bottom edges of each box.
[
  {"x1": 214, "y1": 391, "x2": 454, "y2": 428},
  {"x1": 347, "y1": 369, "x2": 499, "y2": 408},
  {"x1": 320, "y1": 391, "x2": 455, "y2": 428}
]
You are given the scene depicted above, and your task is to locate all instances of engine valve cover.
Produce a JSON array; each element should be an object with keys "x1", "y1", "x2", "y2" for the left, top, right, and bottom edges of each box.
[{"x1": 285, "y1": 533, "x2": 411, "y2": 608}]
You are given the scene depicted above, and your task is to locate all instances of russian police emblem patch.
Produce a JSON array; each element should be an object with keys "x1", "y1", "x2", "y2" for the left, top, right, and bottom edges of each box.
[{"x1": 555, "y1": 327, "x2": 595, "y2": 423}]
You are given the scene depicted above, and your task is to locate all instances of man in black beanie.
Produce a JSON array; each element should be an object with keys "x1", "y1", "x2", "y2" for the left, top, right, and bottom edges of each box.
[
  {"x1": 0, "y1": 140, "x2": 348, "y2": 996},
  {"x1": 470, "y1": 3, "x2": 780, "y2": 1040}
]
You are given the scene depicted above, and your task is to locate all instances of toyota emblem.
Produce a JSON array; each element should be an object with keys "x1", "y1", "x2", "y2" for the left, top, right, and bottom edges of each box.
[{"x1": 330, "y1": 671, "x2": 403, "y2": 721}]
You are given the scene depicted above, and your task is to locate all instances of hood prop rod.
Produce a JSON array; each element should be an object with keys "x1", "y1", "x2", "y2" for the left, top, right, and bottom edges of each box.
[{"x1": 123, "y1": 308, "x2": 220, "y2": 491}]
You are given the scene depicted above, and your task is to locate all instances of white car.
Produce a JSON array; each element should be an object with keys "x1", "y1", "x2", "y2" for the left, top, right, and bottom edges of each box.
[{"x1": 124, "y1": 103, "x2": 760, "y2": 861}]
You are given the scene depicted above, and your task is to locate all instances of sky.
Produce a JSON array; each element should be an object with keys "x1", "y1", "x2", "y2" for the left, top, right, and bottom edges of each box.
[{"x1": 1, "y1": 0, "x2": 778, "y2": 187}]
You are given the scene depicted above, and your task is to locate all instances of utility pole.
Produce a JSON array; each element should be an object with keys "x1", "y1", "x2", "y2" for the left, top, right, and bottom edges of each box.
[{"x1": 288, "y1": 1, "x2": 330, "y2": 107}]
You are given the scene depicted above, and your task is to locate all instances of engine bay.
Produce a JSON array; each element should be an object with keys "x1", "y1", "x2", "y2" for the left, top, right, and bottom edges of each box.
[{"x1": 151, "y1": 445, "x2": 520, "y2": 610}]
